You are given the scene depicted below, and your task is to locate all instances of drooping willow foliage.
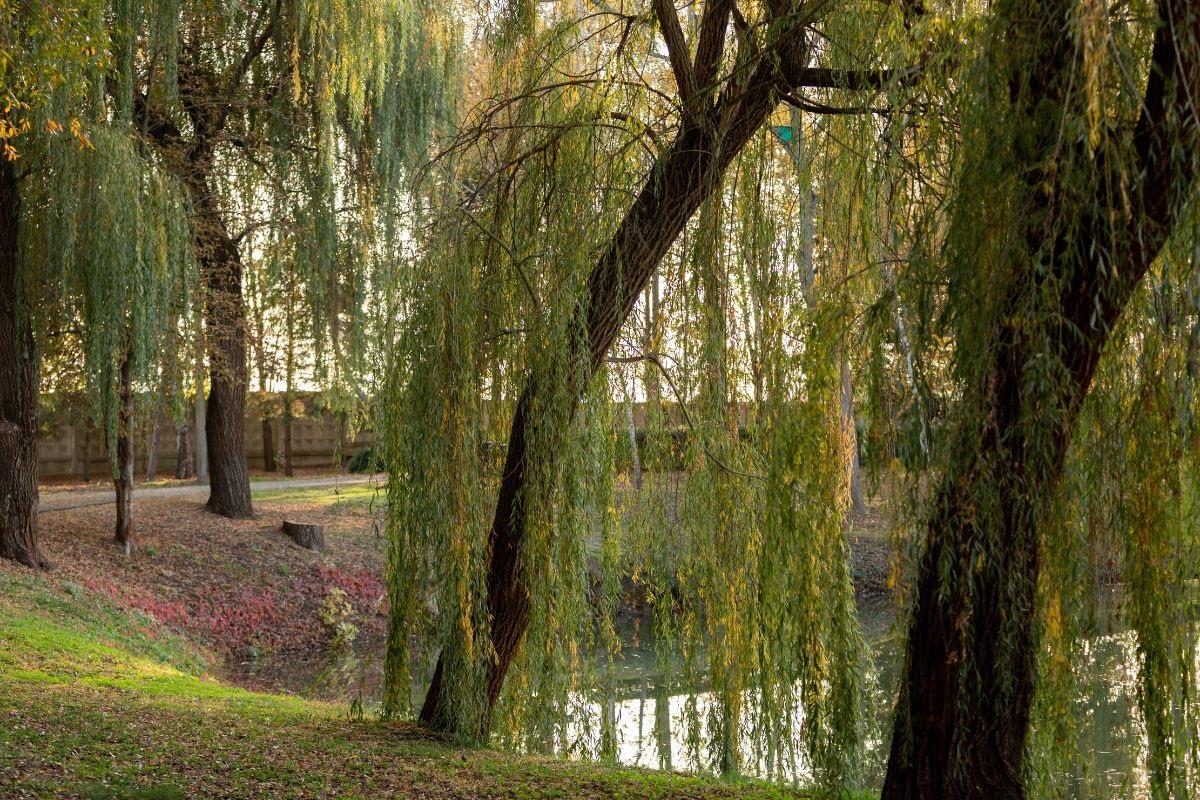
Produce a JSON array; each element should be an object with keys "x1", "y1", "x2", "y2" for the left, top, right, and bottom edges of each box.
[
  {"x1": 382, "y1": 0, "x2": 1200, "y2": 797},
  {"x1": 10, "y1": 1, "x2": 195, "y2": 470},
  {"x1": 878, "y1": 1, "x2": 1200, "y2": 797},
  {"x1": 114, "y1": 0, "x2": 459, "y2": 421},
  {"x1": 378, "y1": 0, "x2": 939, "y2": 790},
  {"x1": 24, "y1": 127, "x2": 195, "y2": 458}
]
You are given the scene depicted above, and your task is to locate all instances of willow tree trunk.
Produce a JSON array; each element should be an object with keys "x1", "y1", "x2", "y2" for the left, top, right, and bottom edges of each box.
[
  {"x1": 114, "y1": 354, "x2": 136, "y2": 553},
  {"x1": 881, "y1": 4, "x2": 1200, "y2": 798},
  {"x1": 0, "y1": 159, "x2": 45, "y2": 569},
  {"x1": 187, "y1": 166, "x2": 253, "y2": 518},
  {"x1": 419, "y1": 17, "x2": 813, "y2": 736}
]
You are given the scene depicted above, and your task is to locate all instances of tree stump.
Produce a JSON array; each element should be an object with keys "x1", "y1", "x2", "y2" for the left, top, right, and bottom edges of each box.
[{"x1": 282, "y1": 520, "x2": 324, "y2": 551}]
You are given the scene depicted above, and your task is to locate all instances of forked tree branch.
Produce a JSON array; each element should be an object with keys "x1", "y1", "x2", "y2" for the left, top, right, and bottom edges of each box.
[{"x1": 652, "y1": 0, "x2": 700, "y2": 110}]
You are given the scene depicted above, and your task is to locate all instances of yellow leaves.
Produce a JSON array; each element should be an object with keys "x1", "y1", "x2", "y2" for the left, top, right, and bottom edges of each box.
[
  {"x1": 45, "y1": 118, "x2": 62, "y2": 134},
  {"x1": 69, "y1": 117, "x2": 93, "y2": 150},
  {"x1": 1080, "y1": 0, "x2": 1107, "y2": 152}
]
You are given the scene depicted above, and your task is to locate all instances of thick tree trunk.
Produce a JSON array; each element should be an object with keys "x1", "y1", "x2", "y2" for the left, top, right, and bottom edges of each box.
[
  {"x1": 187, "y1": 166, "x2": 253, "y2": 518},
  {"x1": 175, "y1": 422, "x2": 193, "y2": 479},
  {"x1": 261, "y1": 416, "x2": 276, "y2": 472},
  {"x1": 0, "y1": 159, "x2": 45, "y2": 569},
  {"x1": 419, "y1": 20, "x2": 812, "y2": 736},
  {"x1": 881, "y1": 5, "x2": 1199, "y2": 798},
  {"x1": 114, "y1": 354, "x2": 136, "y2": 554}
]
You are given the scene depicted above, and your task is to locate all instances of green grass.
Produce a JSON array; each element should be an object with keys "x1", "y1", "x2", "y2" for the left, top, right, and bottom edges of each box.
[
  {"x1": 251, "y1": 482, "x2": 382, "y2": 508},
  {"x1": 0, "y1": 569, "x2": 812, "y2": 799}
]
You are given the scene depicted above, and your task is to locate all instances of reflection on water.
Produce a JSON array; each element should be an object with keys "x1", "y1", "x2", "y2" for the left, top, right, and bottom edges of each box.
[{"x1": 246, "y1": 593, "x2": 1179, "y2": 797}]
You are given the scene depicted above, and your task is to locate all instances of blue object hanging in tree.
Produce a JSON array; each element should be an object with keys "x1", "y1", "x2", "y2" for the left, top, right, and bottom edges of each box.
[{"x1": 770, "y1": 125, "x2": 794, "y2": 143}]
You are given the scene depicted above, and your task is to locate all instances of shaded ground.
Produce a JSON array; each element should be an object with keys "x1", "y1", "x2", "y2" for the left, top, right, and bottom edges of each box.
[{"x1": 0, "y1": 569, "x2": 813, "y2": 799}]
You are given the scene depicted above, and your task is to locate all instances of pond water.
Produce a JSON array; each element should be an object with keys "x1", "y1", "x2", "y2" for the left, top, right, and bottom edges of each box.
[{"x1": 244, "y1": 591, "x2": 1172, "y2": 798}]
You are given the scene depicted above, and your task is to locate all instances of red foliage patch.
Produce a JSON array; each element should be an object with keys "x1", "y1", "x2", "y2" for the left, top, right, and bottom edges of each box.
[{"x1": 36, "y1": 492, "x2": 389, "y2": 677}]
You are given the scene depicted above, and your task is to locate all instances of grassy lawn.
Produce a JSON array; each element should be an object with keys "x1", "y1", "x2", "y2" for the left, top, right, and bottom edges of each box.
[
  {"x1": 251, "y1": 481, "x2": 382, "y2": 508},
  {"x1": 0, "y1": 569, "x2": 809, "y2": 799}
]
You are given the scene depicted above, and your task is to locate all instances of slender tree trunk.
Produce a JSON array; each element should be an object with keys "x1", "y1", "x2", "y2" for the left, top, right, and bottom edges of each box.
[
  {"x1": 0, "y1": 159, "x2": 45, "y2": 569},
  {"x1": 67, "y1": 422, "x2": 78, "y2": 476},
  {"x1": 82, "y1": 422, "x2": 92, "y2": 483},
  {"x1": 261, "y1": 416, "x2": 276, "y2": 472},
  {"x1": 840, "y1": 355, "x2": 866, "y2": 514},
  {"x1": 882, "y1": 5, "x2": 1199, "y2": 797},
  {"x1": 250, "y1": 262, "x2": 276, "y2": 473},
  {"x1": 193, "y1": 351, "x2": 208, "y2": 481},
  {"x1": 624, "y1": 383, "x2": 642, "y2": 491},
  {"x1": 114, "y1": 353, "x2": 136, "y2": 554},
  {"x1": 419, "y1": 24, "x2": 812, "y2": 736},
  {"x1": 283, "y1": 291, "x2": 295, "y2": 477},
  {"x1": 175, "y1": 422, "x2": 193, "y2": 479},
  {"x1": 145, "y1": 414, "x2": 160, "y2": 481},
  {"x1": 282, "y1": 405, "x2": 294, "y2": 477}
]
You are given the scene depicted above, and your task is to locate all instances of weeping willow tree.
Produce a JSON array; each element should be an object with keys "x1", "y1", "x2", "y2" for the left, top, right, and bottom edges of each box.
[
  {"x1": 24, "y1": 127, "x2": 194, "y2": 553},
  {"x1": 880, "y1": 1, "x2": 1200, "y2": 797},
  {"x1": 1, "y1": 0, "x2": 108, "y2": 566},
  {"x1": 125, "y1": 0, "x2": 454, "y2": 516},
  {"x1": 382, "y1": 0, "x2": 927, "y2": 789}
]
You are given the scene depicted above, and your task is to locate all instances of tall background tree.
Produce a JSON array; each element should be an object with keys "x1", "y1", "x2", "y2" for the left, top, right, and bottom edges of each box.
[
  {"x1": 131, "y1": 0, "x2": 454, "y2": 517},
  {"x1": 1, "y1": 0, "x2": 113, "y2": 567}
]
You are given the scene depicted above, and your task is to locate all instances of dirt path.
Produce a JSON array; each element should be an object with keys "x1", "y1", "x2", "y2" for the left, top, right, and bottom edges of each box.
[{"x1": 38, "y1": 473, "x2": 384, "y2": 512}]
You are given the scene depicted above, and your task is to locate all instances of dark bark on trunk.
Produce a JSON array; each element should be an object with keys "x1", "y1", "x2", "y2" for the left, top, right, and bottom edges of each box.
[
  {"x1": 419, "y1": 15, "x2": 812, "y2": 737},
  {"x1": 0, "y1": 159, "x2": 45, "y2": 569},
  {"x1": 881, "y1": 5, "x2": 1199, "y2": 798},
  {"x1": 261, "y1": 416, "x2": 276, "y2": 472},
  {"x1": 188, "y1": 166, "x2": 253, "y2": 518},
  {"x1": 140, "y1": 83, "x2": 252, "y2": 515},
  {"x1": 114, "y1": 354, "x2": 136, "y2": 553},
  {"x1": 175, "y1": 422, "x2": 193, "y2": 479}
]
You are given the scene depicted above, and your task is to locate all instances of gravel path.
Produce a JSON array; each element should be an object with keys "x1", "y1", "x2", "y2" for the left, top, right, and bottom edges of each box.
[{"x1": 38, "y1": 474, "x2": 384, "y2": 513}]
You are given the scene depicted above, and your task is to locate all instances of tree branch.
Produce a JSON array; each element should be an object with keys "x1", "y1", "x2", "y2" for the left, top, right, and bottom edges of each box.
[
  {"x1": 227, "y1": 0, "x2": 279, "y2": 97},
  {"x1": 652, "y1": 0, "x2": 700, "y2": 110},
  {"x1": 782, "y1": 90, "x2": 891, "y2": 116},
  {"x1": 693, "y1": 0, "x2": 732, "y2": 92},
  {"x1": 793, "y1": 64, "x2": 922, "y2": 90}
]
